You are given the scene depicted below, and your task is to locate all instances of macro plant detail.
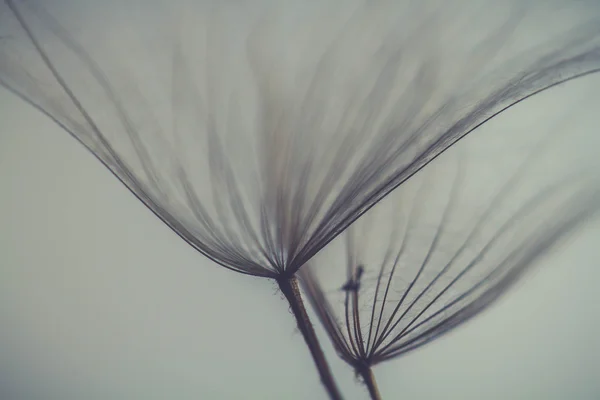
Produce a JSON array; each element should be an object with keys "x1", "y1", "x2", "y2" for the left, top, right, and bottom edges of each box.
[
  {"x1": 300, "y1": 108, "x2": 600, "y2": 399},
  {"x1": 1, "y1": 0, "x2": 600, "y2": 398}
]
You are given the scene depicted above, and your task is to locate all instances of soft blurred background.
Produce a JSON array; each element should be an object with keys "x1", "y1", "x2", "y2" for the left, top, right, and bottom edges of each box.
[{"x1": 2, "y1": 1, "x2": 600, "y2": 399}]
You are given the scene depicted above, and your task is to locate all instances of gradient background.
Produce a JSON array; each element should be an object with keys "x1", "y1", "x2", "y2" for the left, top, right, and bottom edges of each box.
[{"x1": 1, "y1": 1, "x2": 600, "y2": 399}]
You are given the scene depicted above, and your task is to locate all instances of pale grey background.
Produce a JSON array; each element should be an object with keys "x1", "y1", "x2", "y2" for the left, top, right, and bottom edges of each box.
[{"x1": 2, "y1": 1, "x2": 600, "y2": 399}]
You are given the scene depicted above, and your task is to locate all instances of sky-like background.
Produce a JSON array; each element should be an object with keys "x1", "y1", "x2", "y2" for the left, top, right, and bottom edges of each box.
[{"x1": 1, "y1": 1, "x2": 600, "y2": 399}]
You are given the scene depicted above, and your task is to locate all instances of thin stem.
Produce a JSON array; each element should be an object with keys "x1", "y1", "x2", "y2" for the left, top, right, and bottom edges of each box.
[
  {"x1": 278, "y1": 275, "x2": 344, "y2": 400},
  {"x1": 356, "y1": 365, "x2": 382, "y2": 400}
]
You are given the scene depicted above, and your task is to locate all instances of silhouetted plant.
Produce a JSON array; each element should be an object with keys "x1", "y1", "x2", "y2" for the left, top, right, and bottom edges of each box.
[
  {"x1": 1, "y1": 0, "x2": 600, "y2": 398},
  {"x1": 299, "y1": 111, "x2": 600, "y2": 399}
]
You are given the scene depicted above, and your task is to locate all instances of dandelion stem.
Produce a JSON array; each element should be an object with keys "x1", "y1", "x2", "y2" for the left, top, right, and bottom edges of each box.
[
  {"x1": 356, "y1": 365, "x2": 382, "y2": 400},
  {"x1": 278, "y1": 275, "x2": 343, "y2": 400}
]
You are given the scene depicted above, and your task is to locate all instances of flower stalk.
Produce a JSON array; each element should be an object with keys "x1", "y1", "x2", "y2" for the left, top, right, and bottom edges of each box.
[
  {"x1": 278, "y1": 275, "x2": 343, "y2": 400},
  {"x1": 356, "y1": 364, "x2": 382, "y2": 400}
]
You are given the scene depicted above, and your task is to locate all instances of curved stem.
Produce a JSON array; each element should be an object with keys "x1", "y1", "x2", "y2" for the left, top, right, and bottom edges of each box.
[
  {"x1": 278, "y1": 276, "x2": 344, "y2": 400},
  {"x1": 356, "y1": 365, "x2": 382, "y2": 400}
]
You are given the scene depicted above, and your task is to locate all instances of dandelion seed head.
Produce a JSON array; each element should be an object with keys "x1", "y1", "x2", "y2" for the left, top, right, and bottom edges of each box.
[
  {"x1": 1, "y1": 0, "x2": 599, "y2": 282},
  {"x1": 300, "y1": 108, "x2": 600, "y2": 366}
]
